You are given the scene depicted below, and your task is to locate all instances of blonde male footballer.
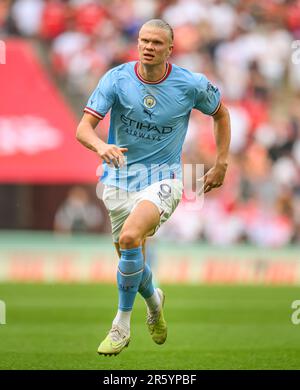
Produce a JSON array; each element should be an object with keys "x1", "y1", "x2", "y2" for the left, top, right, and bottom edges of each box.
[{"x1": 76, "y1": 19, "x2": 231, "y2": 356}]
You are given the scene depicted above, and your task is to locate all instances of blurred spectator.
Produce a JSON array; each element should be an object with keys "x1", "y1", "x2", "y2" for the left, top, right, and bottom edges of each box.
[
  {"x1": 54, "y1": 186, "x2": 104, "y2": 234},
  {"x1": 11, "y1": 0, "x2": 44, "y2": 37},
  {"x1": 0, "y1": 0, "x2": 17, "y2": 36},
  {"x1": 40, "y1": 0, "x2": 70, "y2": 40}
]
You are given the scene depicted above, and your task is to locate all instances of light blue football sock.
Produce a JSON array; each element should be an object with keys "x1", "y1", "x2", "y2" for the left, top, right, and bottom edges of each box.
[
  {"x1": 139, "y1": 263, "x2": 161, "y2": 312},
  {"x1": 117, "y1": 246, "x2": 144, "y2": 312},
  {"x1": 139, "y1": 263, "x2": 155, "y2": 299}
]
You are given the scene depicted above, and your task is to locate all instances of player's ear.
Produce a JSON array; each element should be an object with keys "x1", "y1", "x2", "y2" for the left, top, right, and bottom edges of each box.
[{"x1": 167, "y1": 44, "x2": 173, "y2": 58}]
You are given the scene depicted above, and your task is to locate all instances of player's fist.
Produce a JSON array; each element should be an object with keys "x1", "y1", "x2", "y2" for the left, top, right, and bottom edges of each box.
[
  {"x1": 97, "y1": 144, "x2": 128, "y2": 168},
  {"x1": 198, "y1": 161, "x2": 228, "y2": 194}
]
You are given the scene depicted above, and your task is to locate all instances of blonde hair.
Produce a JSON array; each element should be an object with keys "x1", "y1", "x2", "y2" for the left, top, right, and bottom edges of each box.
[{"x1": 141, "y1": 19, "x2": 174, "y2": 42}]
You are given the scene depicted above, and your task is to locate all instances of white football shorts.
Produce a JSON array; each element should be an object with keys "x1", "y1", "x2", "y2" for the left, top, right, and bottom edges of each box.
[{"x1": 102, "y1": 179, "x2": 183, "y2": 243}]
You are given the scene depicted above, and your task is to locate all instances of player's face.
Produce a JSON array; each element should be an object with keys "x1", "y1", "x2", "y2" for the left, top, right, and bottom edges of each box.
[{"x1": 138, "y1": 26, "x2": 173, "y2": 65}]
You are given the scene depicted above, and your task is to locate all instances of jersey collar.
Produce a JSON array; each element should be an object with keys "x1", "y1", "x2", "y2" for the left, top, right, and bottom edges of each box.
[{"x1": 134, "y1": 61, "x2": 172, "y2": 84}]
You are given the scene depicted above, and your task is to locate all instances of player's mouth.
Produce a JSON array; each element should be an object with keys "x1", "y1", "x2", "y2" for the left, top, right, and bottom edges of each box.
[{"x1": 143, "y1": 53, "x2": 155, "y2": 60}]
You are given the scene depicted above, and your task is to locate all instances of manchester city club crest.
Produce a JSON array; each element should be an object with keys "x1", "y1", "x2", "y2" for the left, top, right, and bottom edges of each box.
[{"x1": 143, "y1": 95, "x2": 156, "y2": 109}]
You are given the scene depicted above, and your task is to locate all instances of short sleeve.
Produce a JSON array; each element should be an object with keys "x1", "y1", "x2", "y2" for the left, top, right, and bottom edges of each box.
[
  {"x1": 193, "y1": 74, "x2": 221, "y2": 116},
  {"x1": 84, "y1": 69, "x2": 116, "y2": 120}
]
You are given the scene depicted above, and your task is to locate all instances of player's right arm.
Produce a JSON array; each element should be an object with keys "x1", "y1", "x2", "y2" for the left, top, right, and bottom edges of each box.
[{"x1": 76, "y1": 113, "x2": 128, "y2": 168}]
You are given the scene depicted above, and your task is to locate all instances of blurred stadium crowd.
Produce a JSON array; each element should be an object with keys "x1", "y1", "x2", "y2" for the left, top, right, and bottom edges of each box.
[{"x1": 1, "y1": 0, "x2": 300, "y2": 246}]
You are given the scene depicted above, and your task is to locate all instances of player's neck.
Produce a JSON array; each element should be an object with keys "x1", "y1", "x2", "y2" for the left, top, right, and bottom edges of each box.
[{"x1": 138, "y1": 62, "x2": 168, "y2": 82}]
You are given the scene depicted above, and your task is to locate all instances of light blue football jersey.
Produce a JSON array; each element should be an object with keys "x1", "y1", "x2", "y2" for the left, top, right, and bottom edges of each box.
[{"x1": 84, "y1": 61, "x2": 221, "y2": 191}]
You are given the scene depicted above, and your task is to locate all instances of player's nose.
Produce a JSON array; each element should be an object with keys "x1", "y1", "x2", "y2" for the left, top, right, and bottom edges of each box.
[{"x1": 145, "y1": 42, "x2": 154, "y2": 50}]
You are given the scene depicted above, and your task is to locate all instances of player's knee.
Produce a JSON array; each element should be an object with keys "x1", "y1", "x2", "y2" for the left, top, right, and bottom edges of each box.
[{"x1": 119, "y1": 229, "x2": 141, "y2": 248}]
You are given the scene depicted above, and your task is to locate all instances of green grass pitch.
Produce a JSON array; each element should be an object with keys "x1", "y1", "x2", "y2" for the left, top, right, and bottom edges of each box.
[{"x1": 0, "y1": 283, "x2": 299, "y2": 369}]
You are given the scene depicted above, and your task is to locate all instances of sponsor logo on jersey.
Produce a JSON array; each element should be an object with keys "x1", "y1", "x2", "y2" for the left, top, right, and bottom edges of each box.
[{"x1": 121, "y1": 114, "x2": 173, "y2": 135}]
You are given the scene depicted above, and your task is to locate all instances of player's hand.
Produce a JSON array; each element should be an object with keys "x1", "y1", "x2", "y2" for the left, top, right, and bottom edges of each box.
[
  {"x1": 198, "y1": 161, "x2": 228, "y2": 194},
  {"x1": 97, "y1": 144, "x2": 128, "y2": 168}
]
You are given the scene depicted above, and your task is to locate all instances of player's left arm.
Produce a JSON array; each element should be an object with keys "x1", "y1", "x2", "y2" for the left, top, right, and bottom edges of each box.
[{"x1": 201, "y1": 102, "x2": 231, "y2": 193}]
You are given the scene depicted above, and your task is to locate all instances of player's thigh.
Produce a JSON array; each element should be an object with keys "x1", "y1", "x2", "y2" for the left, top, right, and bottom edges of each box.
[
  {"x1": 120, "y1": 200, "x2": 160, "y2": 240},
  {"x1": 139, "y1": 179, "x2": 183, "y2": 236},
  {"x1": 102, "y1": 185, "x2": 132, "y2": 243}
]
